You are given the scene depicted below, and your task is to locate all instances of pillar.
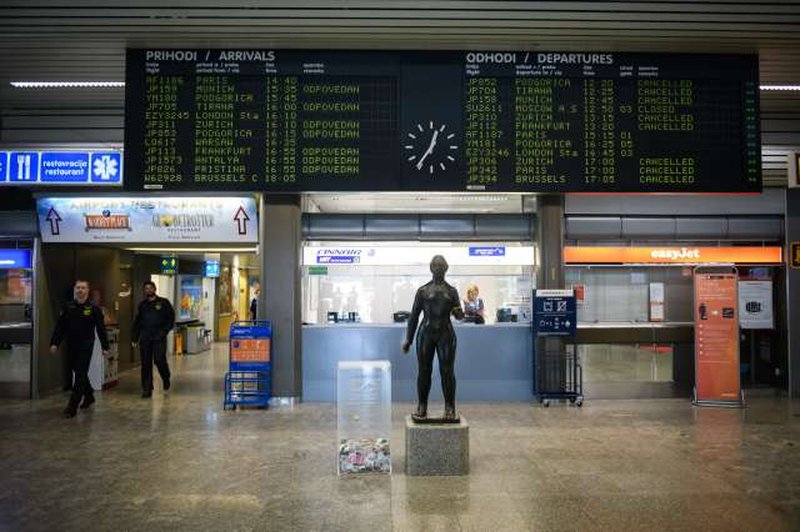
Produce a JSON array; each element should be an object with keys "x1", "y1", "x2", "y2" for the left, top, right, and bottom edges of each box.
[{"x1": 258, "y1": 194, "x2": 302, "y2": 399}]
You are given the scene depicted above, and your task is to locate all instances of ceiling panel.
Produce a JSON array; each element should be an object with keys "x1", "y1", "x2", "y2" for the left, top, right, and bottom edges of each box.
[{"x1": 0, "y1": 1, "x2": 798, "y2": 144}]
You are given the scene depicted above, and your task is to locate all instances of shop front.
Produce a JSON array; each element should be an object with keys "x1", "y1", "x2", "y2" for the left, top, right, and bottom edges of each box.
[
  {"x1": 34, "y1": 195, "x2": 259, "y2": 395},
  {"x1": 0, "y1": 234, "x2": 36, "y2": 399},
  {"x1": 299, "y1": 212, "x2": 538, "y2": 401},
  {"x1": 564, "y1": 245, "x2": 784, "y2": 399}
]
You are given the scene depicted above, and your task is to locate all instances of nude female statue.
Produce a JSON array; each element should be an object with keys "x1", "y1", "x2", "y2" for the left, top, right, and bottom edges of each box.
[{"x1": 402, "y1": 255, "x2": 464, "y2": 421}]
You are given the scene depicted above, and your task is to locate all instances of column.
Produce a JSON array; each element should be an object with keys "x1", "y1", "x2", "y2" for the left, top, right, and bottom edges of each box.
[
  {"x1": 785, "y1": 189, "x2": 800, "y2": 398},
  {"x1": 535, "y1": 194, "x2": 566, "y2": 395},
  {"x1": 536, "y1": 194, "x2": 564, "y2": 289},
  {"x1": 258, "y1": 194, "x2": 302, "y2": 399}
]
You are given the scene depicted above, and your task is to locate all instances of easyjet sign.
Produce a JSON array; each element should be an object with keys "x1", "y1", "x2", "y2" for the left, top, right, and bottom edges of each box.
[{"x1": 564, "y1": 246, "x2": 782, "y2": 264}]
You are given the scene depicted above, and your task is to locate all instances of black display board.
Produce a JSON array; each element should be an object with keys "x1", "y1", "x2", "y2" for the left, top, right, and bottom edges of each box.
[{"x1": 125, "y1": 50, "x2": 760, "y2": 193}]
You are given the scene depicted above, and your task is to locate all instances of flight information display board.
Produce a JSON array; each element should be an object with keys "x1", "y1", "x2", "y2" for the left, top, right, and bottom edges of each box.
[{"x1": 125, "y1": 49, "x2": 760, "y2": 193}]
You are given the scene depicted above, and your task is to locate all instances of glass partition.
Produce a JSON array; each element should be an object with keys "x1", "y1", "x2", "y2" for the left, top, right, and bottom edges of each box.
[{"x1": 302, "y1": 242, "x2": 535, "y2": 324}]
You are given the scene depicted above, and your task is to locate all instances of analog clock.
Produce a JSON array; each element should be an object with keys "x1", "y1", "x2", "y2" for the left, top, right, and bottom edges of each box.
[{"x1": 404, "y1": 121, "x2": 458, "y2": 175}]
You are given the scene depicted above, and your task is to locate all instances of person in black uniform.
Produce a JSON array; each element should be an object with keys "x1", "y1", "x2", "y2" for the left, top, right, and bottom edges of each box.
[
  {"x1": 401, "y1": 255, "x2": 464, "y2": 421},
  {"x1": 50, "y1": 279, "x2": 109, "y2": 418},
  {"x1": 132, "y1": 281, "x2": 175, "y2": 398}
]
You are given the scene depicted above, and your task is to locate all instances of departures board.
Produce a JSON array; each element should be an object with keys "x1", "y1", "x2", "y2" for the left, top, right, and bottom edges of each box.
[{"x1": 124, "y1": 50, "x2": 760, "y2": 193}]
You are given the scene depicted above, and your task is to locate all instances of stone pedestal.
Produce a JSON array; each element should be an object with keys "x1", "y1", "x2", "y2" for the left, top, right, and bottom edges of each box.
[{"x1": 405, "y1": 415, "x2": 469, "y2": 476}]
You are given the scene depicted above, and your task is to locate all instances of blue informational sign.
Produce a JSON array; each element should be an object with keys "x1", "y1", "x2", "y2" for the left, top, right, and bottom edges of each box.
[
  {"x1": 160, "y1": 256, "x2": 177, "y2": 275},
  {"x1": 469, "y1": 246, "x2": 506, "y2": 257},
  {"x1": 0, "y1": 249, "x2": 32, "y2": 269},
  {"x1": 40, "y1": 152, "x2": 90, "y2": 183},
  {"x1": 204, "y1": 260, "x2": 220, "y2": 278},
  {"x1": 89, "y1": 152, "x2": 122, "y2": 183},
  {"x1": 533, "y1": 289, "x2": 577, "y2": 337},
  {"x1": 0, "y1": 149, "x2": 122, "y2": 186},
  {"x1": 8, "y1": 152, "x2": 40, "y2": 183}
]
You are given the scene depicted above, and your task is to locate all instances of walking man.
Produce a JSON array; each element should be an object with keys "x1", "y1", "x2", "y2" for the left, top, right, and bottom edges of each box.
[
  {"x1": 132, "y1": 281, "x2": 175, "y2": 398},
  {"x1": 50, "y1": 279, "x2": 109, "y2": 418}
]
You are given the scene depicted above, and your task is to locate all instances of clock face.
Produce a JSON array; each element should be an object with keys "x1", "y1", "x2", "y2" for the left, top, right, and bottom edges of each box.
[{"x1": 404, "y1": 121, "x2": 458, "y2": 175}]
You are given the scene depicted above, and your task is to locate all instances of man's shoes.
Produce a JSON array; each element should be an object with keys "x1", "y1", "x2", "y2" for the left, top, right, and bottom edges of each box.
[
  {"x1": 79, "y1": 395, "x2": 95, "y2": 409},
  {"x1": 142, "y1": 391, "x2": 152, "y2": 399},
  {"x1": 62, "y1": 406, "x2": 77, "y2": 418}
]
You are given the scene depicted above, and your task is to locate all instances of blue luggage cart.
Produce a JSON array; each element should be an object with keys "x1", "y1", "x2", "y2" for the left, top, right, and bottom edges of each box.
[
  {"x1": 224, "y1": 320, "x2": 272, "y2": 410},
  {"x1": 533, "y1": 290, "x2": 583, "y2": 407}
]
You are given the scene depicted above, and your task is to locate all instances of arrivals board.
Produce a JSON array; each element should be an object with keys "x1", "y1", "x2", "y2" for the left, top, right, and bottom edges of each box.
[{"x1": 124, "y1": 50, "x2": 760, "y2": 193}]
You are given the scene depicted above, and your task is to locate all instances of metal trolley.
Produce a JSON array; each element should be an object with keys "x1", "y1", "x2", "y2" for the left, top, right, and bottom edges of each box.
[
  {"x1": 533, "y1": 289, "x2": 583, "y2": 407},
  {"x1": 536, "y1": 342, "x2": 583, "y2": 407},
  {"x1": 224, "y1": 320, "x2": 272, "y2": 410}
]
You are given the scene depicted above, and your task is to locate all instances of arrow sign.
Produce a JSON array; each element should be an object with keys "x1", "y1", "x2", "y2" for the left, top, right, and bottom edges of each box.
[
  {"x1": 45, "y1": 207, "x2": 62, "y2": 235},
  {"x1": 234, "y1": 206, "x2": 250, "y2": 235}
]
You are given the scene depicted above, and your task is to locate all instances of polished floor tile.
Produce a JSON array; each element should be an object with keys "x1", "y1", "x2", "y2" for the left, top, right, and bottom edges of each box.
[{"x1": 1, "y1": 343, "x2": 799, "y2": 531}]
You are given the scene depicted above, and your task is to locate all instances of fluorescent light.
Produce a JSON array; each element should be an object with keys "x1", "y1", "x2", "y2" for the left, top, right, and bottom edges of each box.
[
  {"x1": 760, "y1": 84, "x2": 800, "y2": 91},
  {"x1": 125, "y1": 247, "x2": 257, "y2": 253},
  {"x1": 10, "y1": 81, "x2": 125, "y2": 88}
]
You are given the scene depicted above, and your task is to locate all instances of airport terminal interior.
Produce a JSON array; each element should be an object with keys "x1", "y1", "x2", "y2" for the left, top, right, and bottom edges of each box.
[{"x1": 2, "y1": 2, "x2": 800, "y2": 531}]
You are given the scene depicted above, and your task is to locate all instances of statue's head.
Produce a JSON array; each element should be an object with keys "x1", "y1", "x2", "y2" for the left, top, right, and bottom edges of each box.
[{"x1": 430, "y1": 255, "x2": 448, "y2": 280}]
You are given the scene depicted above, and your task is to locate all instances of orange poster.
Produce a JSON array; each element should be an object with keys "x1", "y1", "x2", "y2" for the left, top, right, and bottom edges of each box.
[
  {"x1": 230, "y1": 338, "x2": 271, "y2": 363},
  {"x1": 694, "y1": 272, "x2": 740, "y2": 405}
]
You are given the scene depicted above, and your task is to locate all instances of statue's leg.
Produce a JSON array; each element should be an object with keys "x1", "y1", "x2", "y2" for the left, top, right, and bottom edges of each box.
[
  {"x1": 439, "y1": 333, "x2": 457, "y2": 418},
  {"x1": 416, "y1": 333, "x2": 435, "y2": 417}
]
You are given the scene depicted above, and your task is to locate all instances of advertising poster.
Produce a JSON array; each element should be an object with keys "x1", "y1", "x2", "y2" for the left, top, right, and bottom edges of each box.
[
  {"x1": 738, "y1": 280, "x2": 774, "y2": 330},
  {"x1": 37, "y1": 196, "x2": 257, "y2": 243},
  {"x1": 179, "y1": 277, "x2": 203, "y2": 320},
  {"x1": 649, "y1": 282, "x2": 665, "y2": 322},
  {"x1": 694, "y1": 271, "x2": 741, "y2": 405},
  {"x1": 219, "y1": 266, "x2": 233, "y2": 315}
]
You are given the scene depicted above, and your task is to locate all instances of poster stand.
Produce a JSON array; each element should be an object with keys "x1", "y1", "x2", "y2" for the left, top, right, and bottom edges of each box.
[{"x1": 692, "y1": 265, "x2": 745, "y2": 408}]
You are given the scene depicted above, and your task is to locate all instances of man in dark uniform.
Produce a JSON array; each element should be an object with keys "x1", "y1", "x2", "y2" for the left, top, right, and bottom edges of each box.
[
  {"x1": 132, "y1": 281, "x2": 175, "y2": 398},
  {"x1": 50, "y1": 279, "x2": 109, "y2": 418}
]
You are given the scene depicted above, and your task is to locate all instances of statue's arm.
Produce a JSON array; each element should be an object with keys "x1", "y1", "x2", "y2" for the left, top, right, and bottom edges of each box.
[
  {"x1": 450, "y1": 288, "x2": 465, "y2": 320},
  {"x1": 402, "y1": 289, "x2": 423, "y2": 352}
]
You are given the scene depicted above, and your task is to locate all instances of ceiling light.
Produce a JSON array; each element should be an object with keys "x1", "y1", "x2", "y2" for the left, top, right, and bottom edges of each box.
[
  {"x1": 760, "y1": 85, "x2": 800, "y2": 91},
  {"x1": 125, "y1": 247, "x2": 258, "y2": 253},
  {"x1": 10, "y1": 81, "x2": 125, "y2": 88}
]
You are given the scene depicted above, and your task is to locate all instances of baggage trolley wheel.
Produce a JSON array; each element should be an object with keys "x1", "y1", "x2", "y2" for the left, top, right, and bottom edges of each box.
[
  {"x1": 575, "y1": 399, "x2": 583, "y2": 407},
  {"x1": 542, "y1": 400, "x2": 550, "y2": 407}
]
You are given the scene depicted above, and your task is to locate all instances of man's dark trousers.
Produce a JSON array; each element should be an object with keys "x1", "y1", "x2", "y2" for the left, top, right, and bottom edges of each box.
[
  {"x1": 140, "y1": 338, "x2": 170, "y2": 391},
  {"x1": 68, "y1": 341, "x2": 94, "y2": 410}
]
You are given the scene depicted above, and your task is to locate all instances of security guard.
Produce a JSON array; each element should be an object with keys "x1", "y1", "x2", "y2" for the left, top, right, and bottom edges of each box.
[
  {"x1": 132, "y1": 281, "x2": 175, "y2": 398},
  {"x1": 50, "y1": 279, "x2": 109, "y2": 418}
]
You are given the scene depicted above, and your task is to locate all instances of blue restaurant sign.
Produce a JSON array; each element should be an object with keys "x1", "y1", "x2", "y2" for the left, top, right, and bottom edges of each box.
[{"x1": 0, "y1": 149, "x2": 122, "y2": 185}]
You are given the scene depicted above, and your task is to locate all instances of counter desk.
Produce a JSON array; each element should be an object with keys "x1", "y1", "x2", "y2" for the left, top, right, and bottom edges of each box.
[{"x1": 302, "y1": 323, "x2": 533, "y2": 402}]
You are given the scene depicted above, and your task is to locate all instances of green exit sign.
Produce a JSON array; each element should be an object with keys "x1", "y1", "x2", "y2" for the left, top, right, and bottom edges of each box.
[
  {"x1": 160, "y1": 256, "x2": 177, "y2": 275},
  {"x1": 308, "y1": 266, "x2": 328, "y2": 275}
]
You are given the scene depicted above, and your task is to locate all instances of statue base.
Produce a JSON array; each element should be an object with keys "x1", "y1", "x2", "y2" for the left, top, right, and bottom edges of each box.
[
  {"x1": 411, "y1": 413, "x2": 461, "y2": 424},
  {"x1": 405, "y1": 415, "x2": 469, "y2": 476}
]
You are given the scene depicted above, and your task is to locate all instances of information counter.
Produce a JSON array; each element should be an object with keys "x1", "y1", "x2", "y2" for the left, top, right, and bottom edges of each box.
[{"x1": 302, "y1": 323, "x2": 532, "y2": 401}]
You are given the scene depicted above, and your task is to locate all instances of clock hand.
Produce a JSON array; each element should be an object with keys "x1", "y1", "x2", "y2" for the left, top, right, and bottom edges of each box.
[{"x1": 415, "y1": 130, "x2": 439, "y2": 170}]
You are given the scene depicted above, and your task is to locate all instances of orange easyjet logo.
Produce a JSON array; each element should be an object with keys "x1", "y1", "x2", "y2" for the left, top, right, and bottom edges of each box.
[
  {"x1": 649, "y1": 248, "x2": 700, "y2": 260},
  {"x1": 564, "y1": 246, "x2": 782, "y2": 264}
]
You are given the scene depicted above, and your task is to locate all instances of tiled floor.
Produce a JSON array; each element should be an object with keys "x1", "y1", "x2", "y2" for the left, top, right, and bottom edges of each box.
[{"x1": 1, "y1": 343, "x2": 799, "y2": 531}]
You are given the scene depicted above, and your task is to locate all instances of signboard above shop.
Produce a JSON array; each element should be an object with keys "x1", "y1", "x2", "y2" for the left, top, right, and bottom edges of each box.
[
  {"x1": 125, "y1": 49, "x2": 760, "y2": 194},
  {"x1": 0, "y1": 249, "x2": 32, "y2": 269},
  {"x1": 0, "y1": 149, "x2": 123, "y2": 186},
  {"x1": 36, "y1": 196, "x2": 258, "y2": 243},
  {"x1": 564, "y1": 246, "x2": 782, "y2": 265},
  {"x1": 302, "y1": 245, "x2": 534, "y2": 267}
]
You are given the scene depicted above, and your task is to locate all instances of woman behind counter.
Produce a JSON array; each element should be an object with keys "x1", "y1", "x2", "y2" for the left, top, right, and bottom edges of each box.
[{"x1": 462, "y1": 285, "x2": 485, "y2": 324}]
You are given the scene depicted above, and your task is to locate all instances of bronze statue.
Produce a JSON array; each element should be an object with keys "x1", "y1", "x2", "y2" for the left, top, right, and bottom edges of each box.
[{"x1": 402, "y1": 255, "x2": 464, "y2": 422}]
